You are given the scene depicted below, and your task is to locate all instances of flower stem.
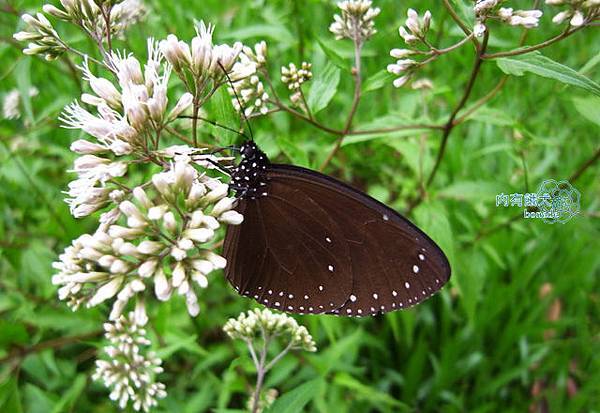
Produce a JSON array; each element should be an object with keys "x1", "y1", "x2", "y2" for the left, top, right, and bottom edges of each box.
[{"x1": 319, "y1": 35, "x2": 363, "y2": 171}]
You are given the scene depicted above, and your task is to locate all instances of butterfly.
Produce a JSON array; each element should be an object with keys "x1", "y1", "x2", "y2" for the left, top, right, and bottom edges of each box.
[{"x1": 222, "y1": 140, "x2": 451, "y2": 317}]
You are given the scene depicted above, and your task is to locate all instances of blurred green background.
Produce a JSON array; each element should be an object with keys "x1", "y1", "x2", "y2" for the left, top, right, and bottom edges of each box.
[{"x1": 1, "y1": 0, "x2": 599, "y2": 412}]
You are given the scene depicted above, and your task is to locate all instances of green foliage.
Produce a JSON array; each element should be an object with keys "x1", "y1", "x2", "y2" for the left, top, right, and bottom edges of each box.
[{"x1": 1, "y1": 0, "x2": 599, "y2": 412}]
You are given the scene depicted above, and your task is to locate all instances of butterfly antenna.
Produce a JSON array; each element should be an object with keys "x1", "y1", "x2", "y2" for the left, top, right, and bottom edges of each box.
[
  {"x1": 178, "y1": 115, "x2": 249, "y2": 140},
  {"x1": 218, "y1": 60, "x2": 254, "y2": 141}
]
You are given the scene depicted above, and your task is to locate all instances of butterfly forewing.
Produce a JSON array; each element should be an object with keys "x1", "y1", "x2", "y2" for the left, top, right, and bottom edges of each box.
[
  {"x1": 266, "y1": 164, "x2": 451, "y2": 316},
  {"x1": 223, "y1": 177, "x2": 353, "y2": 314}
]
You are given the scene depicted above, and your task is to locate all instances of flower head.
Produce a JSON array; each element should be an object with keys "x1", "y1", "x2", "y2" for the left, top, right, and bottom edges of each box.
[
  {"x1": 53, "y1": 152, "x2": 243, "y2": 318},
  {"x1": 329, "y1": 0, "x2": 381, "y2": 43},
  {"x1": 224, "y1": 308, "x2": 317, "y2": 352},
  {"x1": 93, "y1": 312, "x2": 166, "y2": 412}
]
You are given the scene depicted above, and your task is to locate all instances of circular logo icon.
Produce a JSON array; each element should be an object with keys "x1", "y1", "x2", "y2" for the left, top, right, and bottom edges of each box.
[{"x1": 536, "y1": 179, "x2": 580, "y2": 224}]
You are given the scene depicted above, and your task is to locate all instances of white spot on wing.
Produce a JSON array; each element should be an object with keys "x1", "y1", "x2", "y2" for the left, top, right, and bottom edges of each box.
[
  {"x1": 373, "y1": 293, "x2": 378, "y2": 299},
  {"x1": 405, "y1": 282, "x2": 410, "y2": 289},
  {"x1": 413, "y1": 265, "x2": 419, "y2": 274},
  {"x1": 350, "y1": 294, "x2": 357, "y2": 302},
  {"x1": 418, "y1": 254, "x2": 425, "y2": 261},
  {"x1": 382, "y1": 214, "x2": 389, "y2": 221},
  {"x1": 318, "y1": 285, "x2": 324, "y2": 291},
  {"x1": 328, "y1": 265, "x2": 334, "y2": 272},
  {"x1": 326, "y1": 237, "x2": 331, "y2": 243}
]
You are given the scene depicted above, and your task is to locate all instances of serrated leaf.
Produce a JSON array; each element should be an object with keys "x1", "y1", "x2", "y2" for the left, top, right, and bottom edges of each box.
[
  {"x1": 307, "y1": 63, "x2": 340, "y2": 114},
  {"x1": 266, "y1": 379, "x2": 322, "y2": 413},
  {"x1": 496, "y1": 52, "x2": 600, "y2": 97}
]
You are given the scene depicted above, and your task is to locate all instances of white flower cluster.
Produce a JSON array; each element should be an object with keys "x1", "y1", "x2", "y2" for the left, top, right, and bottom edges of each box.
[
  {"x1": 228, "y1": 41, "x2": 270, "y2": 117},
  {"x1": 43, "y1": 0, "x2": 146, "y2": 40},
  {"x1": 281, "y1": 62, "x2": 312, "y2": 109},
  {"x1": 93, "y1": 313, "x2": 166, "y2": 412},
  {"x1": 386, "y1": 9, "x2": 431, "y2": 88},
  {"x1": 160, "y1": 21, "x2": 242, "y2": 100},
  {"x1": 329, "y1": 0, "x2": 381, "y2": 43},
  {"x1": 2, "y1": 87, "x2": 39, "y2": 120},
  {"x1": 546, "y1": 0, "x2": 599, "y2": 26},
  {"x1": 498, "y1": 8, "x2": 543, "y2": 28},
  {"x1": 110, "y1": 0, "x2": 147, "y2": 37},
  {"x1": 473, "y1": 1, "x2": 543, "y2": 36},
  {"x1": 223, "y1": 308, "x2": 317, "y2": 352},
  {"x1": 52, "y1": 155, "x2": 242, "y2": 319},
  {"x1": 247, "y1": 388, "x2": 278, "y2": 413},
  {"x1": 14, "y1": 1, "x2": 147, "y2": 60},
  {"x1": 13, "y1": 12, "x2": 67, "y2": 60},
  {"x1": 60, "y1": 40, "x2": 193, "y2": 218}
]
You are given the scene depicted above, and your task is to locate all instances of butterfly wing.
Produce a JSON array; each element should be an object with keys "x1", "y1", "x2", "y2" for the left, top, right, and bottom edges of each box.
[
  {"x1": 223, "y1": 163, "x2": 451, "y2": 316},
  {"x1": 223, "y1": 176, "x2": 354, "y2": 314},
  {"x1": 266, "y1": 164, "x2": 451, "y2": 316}
]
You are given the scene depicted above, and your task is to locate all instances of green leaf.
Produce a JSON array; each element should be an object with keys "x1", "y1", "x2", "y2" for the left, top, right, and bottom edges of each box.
[
  {"x1": 333, "y1": 373, "x2": 410, "y2": 410},
  {"x1": 15, "y1": 58, "x2": 34, "y2": 124},
  {"x1": 438, "y1": 181, "x2": 507, "y2": 201},
  {"x1": 362, "y1": 70, "x2": 395, "y2": 93},
  {"x1": 413, "y1": 201, "x2": 455, "y2": 268},
  {"x1": 275, "y1": 136, "x2": 309, "y2": 167},
  {"x1": 206, "y1": 86, "x2": 241, "y2": 146},
  {"x1": 572, "y1": 96, "x2": 600, "y2": 127},
  {"x1": 461, "y1": 107, "x2": 515, "y2": 126},
  {"x1": 50, "y1": 375, "x2": 86, "y2": 413},
  {"x1": 267, "y1": 378, "x2": 322, "y2": 413},
  {"x1": 219, "y1": 25, "x2": 294, "y2": 47},
  {"x1": 342, "y1": 114, "x2": 431, "y2": 146},
  {"x1": 0, "y1": 378, "x2": 23, "y2": 413},
  {"x1": 496, "y1": 52, "x2": 600, "y2": 97},
  {"x1": 307, "y1": 63, "x2": 340, "y2": 114},
  {"x1": 0, "y1": 320, "x2": 29, "y2": 348},
  {"x1": 315, "y1": 38, "x2": 350, "y2": 71}
]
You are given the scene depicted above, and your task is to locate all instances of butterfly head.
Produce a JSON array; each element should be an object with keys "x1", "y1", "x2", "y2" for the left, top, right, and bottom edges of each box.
[{"x1": 231, "y1": 141, "x2": 270, "y2": 199}]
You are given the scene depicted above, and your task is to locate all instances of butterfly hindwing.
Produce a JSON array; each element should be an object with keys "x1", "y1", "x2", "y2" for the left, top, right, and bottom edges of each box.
[
  {"x1": 223, "y1": 176, "x2": 353, "y2": 314},
  {"x1": 266, "y1": 164, "x2": 451, "y2": 316}
]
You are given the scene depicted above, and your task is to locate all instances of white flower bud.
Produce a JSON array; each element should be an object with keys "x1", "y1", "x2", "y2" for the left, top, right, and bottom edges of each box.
[
  {"x1": 203, "y1": 183, "x2": 228, "y2": 203},
  {"x1": 133, "y1": 187, "x2": 153, "y2": 209},
  {"x1": 185, "y1": 228, "x2": 214, "y2": 243},
  {"x1": 167, "y1": 92, "x2": 193, "y2": 121},
  {"x1": 154, "y1": 268, "x2": 171, "y2": 301},
  {"x1": 134, "y1": 299, "x2": 148, "y2": 325},
  {"x1": 170, "y1": 246, "x2": 187, "y2": 261},
  {"x1": 148, "y1": 205, "x2": 168, "y2": 220},
  {"x1": 70, "y1": 139, "x2": 107, "y2": 154},
  {"x1": 185, "y1": 291, "x2": 200, "y2": 316},
  {"x1": 110, "y1": 259, "x2": 130, "y2": 274},
  {"x1": 190, "y1": 259, "x2": 213, "y2": 275},
  {"x1": 191, "y1": 271, "x2": 208, "y2": 288},
  {"x1": 138, "y1": 259, "x2": 158, "y2": 278},
  {"x1": 162, "y1": 211, "x2": 178, "y2": 233},
  {"x1": 172, "y1": 262, "x2": 186, "y2": 287},
  {"x1": 89, "y1": 277, "x2": 123, "y2": 306},
  {"x1": 137, "y1": 240, "x2": 164, "y2": 255},
  {"x1": 211, "y1": 197, "x2": 235, "y2": 216},
  {"x1": 219, "y1": 210, "x2": 244, "y2": 225}
]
